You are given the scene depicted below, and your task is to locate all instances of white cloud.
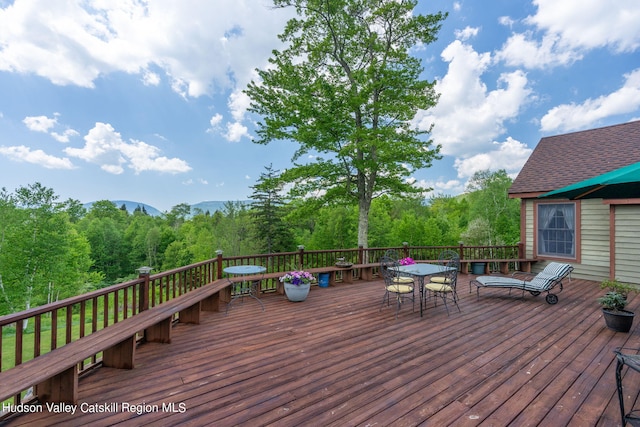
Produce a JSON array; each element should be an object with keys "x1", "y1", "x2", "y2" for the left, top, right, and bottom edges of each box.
[
  {"x1": 540, "y1": 68, "x2": 640, "y2": 132},
  {"x1": 23, "y1": 113, "x2": 79, "y2": 142},
  {"x1": 207, "y1": 112, "x2": 249, "y2": 142},
  {"x1": 51, "y1": 129, "x2": 80, "y2": 143},
  {"x1": 454, "y1": 26, "x2": 479, "y2": 42},
  {"x1": 496, "y1": 0, "x2": 640, "y2": 69},
  {"x1": 0, "y1": 145, "x2": 74, "y2": 169},
  {"x1": 411, "y1": 178, "x2": 465, "y2": 197},
  {"x1": 225, "y1": 121, "x2": 249, "y2": 142},
  {"x1": 142, "y1": 70, "x2": 160, "y2": 86},
  {"x1": 0, "y1": 1, "x2": 294, "y2": 97},
  {"x1": 65, "y1": 122, "x2": 191, "y2": 174},
  {"x1": 23, "y1": 115, "x2": 58, "y2": 132},
  {"x1": 453, "y1": 137, "x2": 532, "y2": 179},
  {"x1": 528, "y1": 0, "x2": 640, "y2": 53},
  {"x1": 498, "y1": 16, "x2": 516, "y2": 28},
  {"x1": 496, "y1": 32, "x2": 582, "y2": 69},
  {"x1": 414, "y1": 40, "x2": 532, "y2": 157},
  {"x1": 228, "y1": 89, "x2": 251, "y2": 122},
  {"x1": 209, "y1": 113, "x2": 222, "y2": 129}
]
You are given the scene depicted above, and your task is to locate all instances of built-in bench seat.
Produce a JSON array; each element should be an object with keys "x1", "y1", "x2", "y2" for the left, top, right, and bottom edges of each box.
[
  {"x1": 459, "y1": 258, "x2": 537, "y2": 275},
  {"x1": 226, "y1": 263, "x2": 380, "y2": 295},
  {"x1": 0, "y1": 278, "x2": 229, "y2": 405}
]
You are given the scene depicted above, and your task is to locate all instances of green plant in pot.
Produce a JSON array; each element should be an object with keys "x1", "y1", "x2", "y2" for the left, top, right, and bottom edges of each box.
[{"x1": 598, "y1": 279, "x2": 635, "y2": 333}]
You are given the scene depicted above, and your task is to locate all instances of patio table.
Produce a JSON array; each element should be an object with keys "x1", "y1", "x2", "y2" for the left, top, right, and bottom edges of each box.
[
  {"x1": 224, "y1": 265, "x2": 266, "y2": 314},
  {"x1": 395, "y1": 263, "x2": 457, "y2": 317}
]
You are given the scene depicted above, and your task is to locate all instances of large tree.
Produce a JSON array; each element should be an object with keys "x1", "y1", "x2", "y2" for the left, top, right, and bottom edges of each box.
[
  {"x1": 250, "y1": 164, "x2": 295, "y2": 253},
  {"x1": 246, "y1": 0, "x2": 446, "y2": 247}
]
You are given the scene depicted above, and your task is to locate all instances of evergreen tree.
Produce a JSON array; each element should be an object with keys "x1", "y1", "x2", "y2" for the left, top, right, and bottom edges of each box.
[{"x1": 249, "y1": 164, "x2": 295, "y2": 253}]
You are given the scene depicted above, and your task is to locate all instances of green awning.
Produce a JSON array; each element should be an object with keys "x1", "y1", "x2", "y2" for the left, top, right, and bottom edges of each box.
[{"x1": 539, "y1": 161, "x2": 640, "y2": 200}]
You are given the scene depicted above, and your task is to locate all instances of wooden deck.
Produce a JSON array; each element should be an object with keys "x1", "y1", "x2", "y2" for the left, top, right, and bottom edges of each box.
[{"x1": 3, "y1": 274, "x2": 640, "y2": 426}]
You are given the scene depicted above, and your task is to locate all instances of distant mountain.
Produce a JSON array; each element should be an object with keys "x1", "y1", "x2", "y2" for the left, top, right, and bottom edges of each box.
[
  {"x1": 82, "y1": 200, "x2": 252, "y2": 217},
  {"x1": 190, "y1": 200, "x2": 251, "y2": 215},
  {"x1": 83, "y1": 200, "x2": 163, "y2": 216}
]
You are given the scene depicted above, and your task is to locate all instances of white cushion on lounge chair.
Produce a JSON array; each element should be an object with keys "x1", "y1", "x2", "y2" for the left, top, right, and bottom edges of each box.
[
  {"x1": 475, "y1": 276, "x2": 526, "y2": 288},
  {"x1": 474, "y1": 262, "x2": 573, "y2": 303}
]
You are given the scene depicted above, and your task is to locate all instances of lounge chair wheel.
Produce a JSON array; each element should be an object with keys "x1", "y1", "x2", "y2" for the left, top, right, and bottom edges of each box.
[
  {"x1": 529, "y1": 291, "x2": 541, "y2": 296},
  {"x1": 546, "y1": 294, "x2": 558, "y2": 304}
]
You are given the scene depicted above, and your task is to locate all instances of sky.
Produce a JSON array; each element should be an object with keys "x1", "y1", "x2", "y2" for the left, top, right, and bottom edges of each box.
[{"x1": 1, "y1": 0, "x2": 639, "y2": 213}]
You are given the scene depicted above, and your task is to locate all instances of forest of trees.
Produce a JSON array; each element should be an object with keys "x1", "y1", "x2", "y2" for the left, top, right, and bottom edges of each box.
[{"x1": 0, "y1": 170, "x2": 519, "y2": 316}]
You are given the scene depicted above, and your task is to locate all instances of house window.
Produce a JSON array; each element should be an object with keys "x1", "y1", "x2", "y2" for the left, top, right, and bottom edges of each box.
[{"x1": 537, "y1": 203, "x2": 576, "y2": 258}]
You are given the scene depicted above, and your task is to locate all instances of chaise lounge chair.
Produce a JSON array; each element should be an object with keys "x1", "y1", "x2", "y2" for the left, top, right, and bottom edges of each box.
[{"x1": 470, "y1": 262, "x2": 573, "y2": 305}]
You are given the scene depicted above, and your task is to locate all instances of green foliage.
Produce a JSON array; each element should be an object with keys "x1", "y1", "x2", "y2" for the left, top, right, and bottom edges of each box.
[
  {"x1": 246, "y1": 0, "x2": 446, "y2": 247},
  {"x1": 600, "y1": 279, "x2": 637, "y2": 297},
  {"x1": 464, "y1": 170, "x2": 520, "y2": 245},
  {"x1": 0, "y1": 184, "x2": 94, "y2": 315},
  {"x1": 306, "y1": 206, "x2": 358, "y2": 249},
  {"x1": 597, "y1": 291, "x2": 628, "y2": 311},
  {"x1": 250, "y1": 164, "x2": 296, "y2": 253}
]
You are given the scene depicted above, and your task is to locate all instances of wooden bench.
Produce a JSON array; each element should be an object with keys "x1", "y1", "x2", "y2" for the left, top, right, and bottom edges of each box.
[
  {"x1": 0, "y1": 278, "x2": 229, "y2": 405},
  {"x1": 459, "y1": 259, "x2": 537, "y2": 275},
  {"x1": 227, "y1": 264, "x2": 380, "y2": 296},
  {"x1": 307, "y1": 263, "x2": 378, "y2": 285}
]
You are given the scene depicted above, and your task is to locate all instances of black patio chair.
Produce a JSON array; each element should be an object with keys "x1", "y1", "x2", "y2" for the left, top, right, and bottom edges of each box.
[
  {"x1": 614, "y1": 347, "x2": 640, "y2": 426},
  {"x1": 424, "y1": 250, "x2": 461, "y2": 315},
  {"x1": 379, "y1": 256, "x2": 415, "y2": 319}
]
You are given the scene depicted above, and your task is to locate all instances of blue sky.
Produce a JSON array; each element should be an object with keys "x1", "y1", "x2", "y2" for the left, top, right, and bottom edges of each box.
[{"x1": 0, "y1": 0, "x2": 639, "y2": 212}]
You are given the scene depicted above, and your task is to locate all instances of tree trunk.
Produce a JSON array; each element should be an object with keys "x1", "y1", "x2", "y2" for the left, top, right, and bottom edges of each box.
[{"x1": 358, "y1": 198, "x2": 370, "y2": 249}]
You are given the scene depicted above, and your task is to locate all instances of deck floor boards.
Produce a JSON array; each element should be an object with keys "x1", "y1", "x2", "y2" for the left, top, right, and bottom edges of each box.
[{"x1": 4, "y1": 274, "x2": 640, "y2": 426}]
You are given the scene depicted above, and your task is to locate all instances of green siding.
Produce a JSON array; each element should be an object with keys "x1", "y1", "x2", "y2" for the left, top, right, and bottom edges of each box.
[{"x1": 614, "y1": 205, "x2": 640, "y2": 284}]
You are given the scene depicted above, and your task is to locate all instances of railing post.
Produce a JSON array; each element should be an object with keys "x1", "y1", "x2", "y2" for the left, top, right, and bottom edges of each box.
[
  {"x1": 402, "y1": 242, "x2": 409, "y2": 258},
  {"x1": 458, "y1": 242, "x2": 465, "y2": 261},
  {"x1": 136, "y1": 266, "x2": 152, "y2": 312},
  {"x1": 298, "y1": 245, "x2": 305, "y2": 269},
  {"x1": 216, "y1": 250, "x2": 224, "y2": 280},
  {"x1": 518, "y1": 242, "x2": 525, "y2": 259},
  {"x1": 358, "y1": 245, "x2": 364, "y2": 264}
]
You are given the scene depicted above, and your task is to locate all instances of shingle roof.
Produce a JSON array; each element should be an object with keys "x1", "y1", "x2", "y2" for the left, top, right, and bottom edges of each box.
[{"x1": 509, "y1": 120, "x2": 640, "y2": 197}]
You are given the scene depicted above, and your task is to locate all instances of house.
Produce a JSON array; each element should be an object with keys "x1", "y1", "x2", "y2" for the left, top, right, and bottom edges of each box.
[{"x1": 508, "y1": 120, "x2": 640, "y2": 284}]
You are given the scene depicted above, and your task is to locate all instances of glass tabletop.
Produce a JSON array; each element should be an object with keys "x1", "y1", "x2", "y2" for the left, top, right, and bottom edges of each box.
[
  {"x1": 224, "y1": 265, "x2": 266, "y2": 275},
  {"x1": 395, "y1": 263, "x2": 455, "y2": 276}
]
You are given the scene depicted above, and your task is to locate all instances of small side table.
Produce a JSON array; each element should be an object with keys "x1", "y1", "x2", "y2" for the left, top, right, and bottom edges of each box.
[
  {"x1": 224, "y1": 265, "x2": 266, "y2": 314},
  {"x1": 615, "y1": 348, "x2": 640, "y2": 426}
]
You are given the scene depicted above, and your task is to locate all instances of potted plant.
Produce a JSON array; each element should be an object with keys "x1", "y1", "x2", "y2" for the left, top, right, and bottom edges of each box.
[
  {"x1": 598, "y1": 279, "x2": 636, "y2": 333},
  {"x1": 280, "y1": 270, "x2": 315, "y2": 302}
]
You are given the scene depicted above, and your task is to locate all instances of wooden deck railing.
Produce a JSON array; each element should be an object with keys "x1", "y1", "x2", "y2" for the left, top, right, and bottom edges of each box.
[{"x1": 0, "y1": 243, "x2": 528, "y2": 406}]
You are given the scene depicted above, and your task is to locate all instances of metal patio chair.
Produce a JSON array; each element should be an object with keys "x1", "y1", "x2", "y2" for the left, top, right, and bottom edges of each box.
[
  {"x1": 379, "y1": 256, "x2": 415, "y2": 319},
  {"x1": 614, "y1": 347, "x2": 640, "y2": 426},
  {"x1": 424, "y1": 251, "x2": 461, "y2": 315}
]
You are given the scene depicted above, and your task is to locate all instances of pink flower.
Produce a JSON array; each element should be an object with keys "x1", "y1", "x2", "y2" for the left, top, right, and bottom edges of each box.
[
  {"x1": 399, "y1": 257, "x2": 415, "y2": 265},
  {"x1": 280, "y1": 270, "x2": 315, "y2": 286}
]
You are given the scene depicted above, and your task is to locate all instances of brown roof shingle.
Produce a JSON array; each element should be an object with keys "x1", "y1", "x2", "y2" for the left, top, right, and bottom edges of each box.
[{"x1": 509, "y1": 120, "x2": 640, "y2": 197}]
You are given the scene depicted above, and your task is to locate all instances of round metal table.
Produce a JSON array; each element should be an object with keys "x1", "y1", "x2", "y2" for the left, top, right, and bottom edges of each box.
[{"x1": 224, "y1": 265, "x2": 266, "y2": 313}]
